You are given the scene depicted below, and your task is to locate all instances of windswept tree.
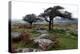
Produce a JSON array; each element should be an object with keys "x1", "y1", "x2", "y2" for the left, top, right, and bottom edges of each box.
[
  {"x1": 39, "y1": 6, "x2": 74, "y2": 31},
  {"x1": 23, "y1": 14, "x2": 43, "y2": 28}
]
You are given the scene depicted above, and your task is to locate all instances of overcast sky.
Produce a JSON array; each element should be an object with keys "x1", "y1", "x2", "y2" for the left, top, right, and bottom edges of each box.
[{"x1": 11, "y1": 1, "x2": 78, "y2": 20}]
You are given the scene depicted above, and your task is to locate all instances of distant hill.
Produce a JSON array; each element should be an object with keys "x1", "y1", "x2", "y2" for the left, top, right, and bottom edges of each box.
[
  {"x1": 11, "y1": 18, "x2": 78, "y2": 25},
  {"x1": 54, "y1": 18, "x2": 78, "y2": 24},
  {"x1": 11, "y1": 19, "x2": 28, "y2": 25}
]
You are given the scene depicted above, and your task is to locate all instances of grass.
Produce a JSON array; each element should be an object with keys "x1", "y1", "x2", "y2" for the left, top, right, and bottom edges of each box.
[
  {"x1": 47, "y1": 27, "x2": 78, "y2": 50},
  {"x1": 13, "y1": 41, "x2": 36, "y2": 49},
  {"x1": 48, "y1": 37, "x2": 78, "y2": 50},
  {"x1": 11, "y1": 23, "x2": 78, "y2": 50},
  {"x1": 58, "y1": 37, "x2": 78, "y2": 49}
]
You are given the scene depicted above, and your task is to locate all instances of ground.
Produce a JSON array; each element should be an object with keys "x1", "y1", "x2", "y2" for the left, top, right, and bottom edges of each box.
[{"x1": 11, "y1": 23, "x2": 78, "y2": 51}]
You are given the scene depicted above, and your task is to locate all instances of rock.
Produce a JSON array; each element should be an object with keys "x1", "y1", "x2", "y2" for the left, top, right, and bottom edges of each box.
[
  {"x1": 75, "y1": 29, "x2": 78, "y2": 34},
  {"x1": 11, "y1": 32, "x2": 22, "y2": 42},
  {"x1": 11, "y1": 32, "x2": 32, "y2": 43},
  {"x1": 34, "y1": 39, "x2": 53, "y2": 50},
  {"x1": 11, "y1": 32, "x2": 21, "y2": 38},
  {"x1": 15, "y1": 48, "x2": 42, "y2": 52},
  {"x1": 37, "y1": 34, "x2": 49, "y2": 39},
  {"x1": 36, "y1": 30, "x2": 47, "y2": 33},
  {"x1": 39, "y1": 28, "x2": 47, "y2": 30}
]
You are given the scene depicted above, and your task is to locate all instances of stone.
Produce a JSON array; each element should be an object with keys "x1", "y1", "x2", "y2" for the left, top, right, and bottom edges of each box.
[
  {"x1": 11, "y1": 32, "x2": 22, "y2": 42},
  {"x1": 36, "y1": 30, "x2": 47, "y2": 33},
  {"x1": 11, "y1": 32, "x2": 32, "y2": 43},
  {"x1": 37, "y1": 34, "x2": 49, "y2": 39},
  {"x1": 34, "y1": 39, "x2": 53, "y2": 50},
  {"x1": 15, "y1": 48, "x2": 42, "y2": 52},
  {"x1": 11, "y1": 32, "x2": 21, "y2": 38}
]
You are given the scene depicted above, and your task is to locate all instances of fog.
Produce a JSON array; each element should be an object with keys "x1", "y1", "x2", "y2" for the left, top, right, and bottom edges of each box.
[{"x1": 11, "y1": 1, "x2": 78, "y2": 20}]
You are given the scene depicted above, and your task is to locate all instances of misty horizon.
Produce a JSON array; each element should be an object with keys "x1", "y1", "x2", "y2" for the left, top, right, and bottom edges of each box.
[{"x1": 11, "y1": 1, "x2": 78, "y2": 20}]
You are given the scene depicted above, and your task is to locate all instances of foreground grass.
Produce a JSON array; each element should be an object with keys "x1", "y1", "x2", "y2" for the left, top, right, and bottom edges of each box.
[
  {"x1": 58, "y1": 37, "x2": 77, "y2": 49},
  {"x1": 47, "y1": 28, "x2": 78, "y2": 50},
  {"x1": 11, "y1": 24, "x2": 78, "y2": 50}
]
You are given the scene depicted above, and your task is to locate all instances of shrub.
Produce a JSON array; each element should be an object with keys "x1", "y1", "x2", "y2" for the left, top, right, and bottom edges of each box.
[
  {"x1": 70, "y1": 32, "x2": 77, "y2": 36},
  {"x1": 20, "y1": 32, "x2": 32, "y2": 44}
]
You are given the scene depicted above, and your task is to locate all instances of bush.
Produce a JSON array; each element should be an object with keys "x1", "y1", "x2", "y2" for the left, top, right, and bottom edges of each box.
[
  {"x1": 11, "y1": 37, "x2": 21, "y2": 43},
  {"x1": 70, "y1": 32, "x2": 77, "y2": 36},
  {"x1": 20, "y1": 32, "x2": 32, "y2": 44}
]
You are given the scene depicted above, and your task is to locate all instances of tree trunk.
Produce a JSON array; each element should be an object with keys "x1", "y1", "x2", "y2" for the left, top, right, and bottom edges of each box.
[
  {"x1": 49, "y1": 17, "x2": 53, "y2": 31},
  {"x1": 30, "y1": 22, "x2": 32, "y2": 28},
  {"x1": 49, "y1": 20, "x2": 52, "y2": 30},
  {"x1": 51, "y1": 19, "x2": 53, "y2": 30}
]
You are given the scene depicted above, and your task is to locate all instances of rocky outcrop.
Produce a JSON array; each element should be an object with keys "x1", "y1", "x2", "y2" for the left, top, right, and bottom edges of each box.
[
  {"x1": 11, "y1": 32, "x2": 32, "y2": 43},
  {"x1": 34, "y1": 39, "x2": 53, "y2": 50},
  {"x1": 37, "y1": 34, "x2": 49, "y2": 39},
  {"x1": 15, "y1": 48, "x2": 42, "y2": 53}
]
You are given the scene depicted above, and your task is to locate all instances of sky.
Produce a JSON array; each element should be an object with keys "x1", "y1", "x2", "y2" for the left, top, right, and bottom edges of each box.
[{"x1": 11, "y1": 1, "x2": 78, "y2": 20}]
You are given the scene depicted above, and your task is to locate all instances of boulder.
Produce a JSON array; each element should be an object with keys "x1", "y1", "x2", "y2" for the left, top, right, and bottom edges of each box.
[
  {"x1": 11, "y1": 32, "x2": 22, "y2": 42},
  {"x1": 11, "y1": 32, "x2": 32, "y2": 43},
  {"x1": 15, "y1": 48, "x2": 42, "y2": 52},
  {"x1": 11, "y1": 32, "x2": 21, "y2": 38},
  {"x1": 36, "y1": 30, "x2": 47, "y2": 33},
  {"x1": 37, "y1": 34, "x2": 49, "y2": 39},
  {"x1": 34, "y1": 39, "x2": 53, "y2": 50}
]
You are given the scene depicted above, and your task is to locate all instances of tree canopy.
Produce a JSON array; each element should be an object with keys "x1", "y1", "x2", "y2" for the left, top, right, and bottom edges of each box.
[
  {"x1": 23, "y1": 14, "x2": 43, "y2": 27},
  {"x1": 39, "y1": 6, "x2": 74, "y2": 30}
]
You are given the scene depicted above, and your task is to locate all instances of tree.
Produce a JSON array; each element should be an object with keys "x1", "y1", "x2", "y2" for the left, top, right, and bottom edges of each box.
[
  {"x1": 39, "y1": 6, "x2": 74, "y2": 31},
  {"x1": 23, "y1": 14, "x2": 43, "y2": 28}
]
